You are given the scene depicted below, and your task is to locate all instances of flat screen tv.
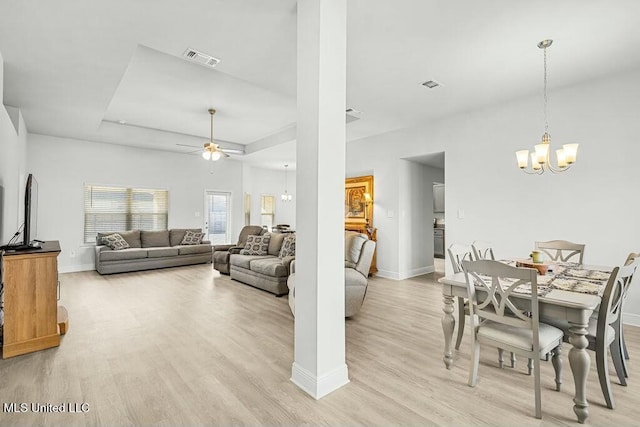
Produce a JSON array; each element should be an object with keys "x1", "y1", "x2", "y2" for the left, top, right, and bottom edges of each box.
[{"x1": 23, "y1": 173, "x2": 39, "y2": 247}]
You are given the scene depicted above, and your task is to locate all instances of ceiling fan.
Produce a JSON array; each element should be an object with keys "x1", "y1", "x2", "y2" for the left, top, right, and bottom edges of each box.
[{"x1": 176, "y1": 108, "x2": 244, "y2": 159}]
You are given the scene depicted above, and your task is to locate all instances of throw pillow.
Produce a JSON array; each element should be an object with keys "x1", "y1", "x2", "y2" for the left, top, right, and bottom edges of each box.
[
  {"x1": 240, "y1": 234, "x2": 271, "y2": 256},
  {"x1": 180, "y1": 230, "x2": 205, "y2": 245},
  {"x1": 101, "y1": 233, "x2": 130, "y2": 251},
  {"x1": 278, "y1": 234, "x2": 296, "y2": 258}
]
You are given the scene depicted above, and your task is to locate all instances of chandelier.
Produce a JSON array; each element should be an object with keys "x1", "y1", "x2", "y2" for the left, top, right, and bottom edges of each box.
[
  {"x1": 516, "y1": 40, "x2": 578, "y2": 174},
  {"x1": 202, "y1": 108, "x2": 229, "y2": 161},
  {"x1": 281, "y1": 164, "x2": 293, "y2": 202}
]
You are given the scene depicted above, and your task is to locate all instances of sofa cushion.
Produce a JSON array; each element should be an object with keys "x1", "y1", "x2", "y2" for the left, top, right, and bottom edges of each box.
[
  {"x1": 100, "y1": 248, "x2": 148, "y2": 261},
  {"x1": 101, "y1": 233, "x2": 130, "y2": 250},
  {"x1": 170, "y1": 228, "x2": 202, "y2": 246},
  {"x1": 146, "y1": 247, "x2": 179, "y2": 258},
  {"x1": 345, "y1": 231, "x2": 368, "y2": 265},
  {"x1": 249, "y1": 257, "x2": 289, "y2": 277},
  {"x1": 177, "y1": 244, "x2": 212, "y2": 255},
  {"x1": 267, "y1": 233, "x2": 287, "y2": 256},
  {"x1": 278, "y1": 234, "x2": 296, "y2": 258},
  {"x1": 240, "y1": 234, "x2": 271, "y2": 255},
  {"x1": 97, "y1": 230, "x2": 141, "y2": 248},
  {"x1": 230, "y1": 254, "x2": 274, "y2": 269},
  {"x1": 181, "y1": 230, "x2": 205, "y2": 245},
  {"x1": 141, "y1": 230, "x2": 170, "y2": 248}
]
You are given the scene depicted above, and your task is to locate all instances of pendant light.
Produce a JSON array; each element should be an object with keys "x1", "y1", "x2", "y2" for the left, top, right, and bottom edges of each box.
[
  {"x1": 515, "y1": 40, "x2": 579, "y2": 174},
  {"x1": 281, "y1": 165, "x2": 293, "y2": 202}
]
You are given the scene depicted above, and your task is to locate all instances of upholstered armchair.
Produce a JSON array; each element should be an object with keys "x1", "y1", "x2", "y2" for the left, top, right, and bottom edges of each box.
[
  {"x1": 287, "y1": 232, "x2": 376, "y2": 317},
  {"x1": 213, "y1": 225, "x2": 265, "y2": 274}
]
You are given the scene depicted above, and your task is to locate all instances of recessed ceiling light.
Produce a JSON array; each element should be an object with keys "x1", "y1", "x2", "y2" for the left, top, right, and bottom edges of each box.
[
  {"x1": 117, "y1": 120, "x2": 127, "y2": 125},
  {"x1": 421, "y1": 80, "x2": 443, "y2": 89},
  {"x1": 183, "y1": 48, "x2": 221, "y2": 68},
  {"x1": 346, "y1": 108, "x2": 363, "y2": 115}
]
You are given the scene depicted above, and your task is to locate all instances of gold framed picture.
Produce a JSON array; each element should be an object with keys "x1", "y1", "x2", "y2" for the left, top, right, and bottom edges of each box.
[{"x1": 345, "y1": 175, "x2": 373, "y2": 227}]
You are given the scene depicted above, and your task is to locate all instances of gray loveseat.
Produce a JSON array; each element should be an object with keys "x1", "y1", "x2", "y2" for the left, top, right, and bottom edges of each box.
[
  {"x1": 229, "y1": 232, "x2": 295, "y2": 296},
  {"x1": 95, "y1": 229, "x2": 212, "y2": 274}
]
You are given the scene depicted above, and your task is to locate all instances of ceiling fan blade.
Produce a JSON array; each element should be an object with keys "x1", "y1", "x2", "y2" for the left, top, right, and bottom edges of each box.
[
  {"x1": 220, "y1": 148, "x2": 245, "y2": 155},
  {"x1": 176, "y1": 143, "x2": 203, "y2": 149}
]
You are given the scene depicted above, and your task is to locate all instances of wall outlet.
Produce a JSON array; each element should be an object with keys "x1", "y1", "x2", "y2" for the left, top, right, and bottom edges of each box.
[
  {"x1": 195, "y1": 211, "x2": 201, "y2": 217},
  {"x1": 457, "y1": 209, "x2": 465, "y2": 219},
  {"x1": 69, "y1": 250, "x2": 76, "y2": 258}
]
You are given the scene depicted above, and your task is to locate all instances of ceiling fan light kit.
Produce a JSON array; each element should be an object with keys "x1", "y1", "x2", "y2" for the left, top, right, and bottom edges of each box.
[
  {"x1": 202, "y1": 108, "x2": 229, "y2": 162},
  {"x1": 515, "y1": 39, "x2": 579, "y2": 175}
]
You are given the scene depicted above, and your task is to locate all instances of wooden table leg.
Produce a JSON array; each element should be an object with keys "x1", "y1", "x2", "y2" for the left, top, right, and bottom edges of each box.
[
  {"x1": 442, "y1": 293, "x2": 455, "y2": 369},
  {"x1": 568, "y1": 321, "x2": 590, "y2": 424}
]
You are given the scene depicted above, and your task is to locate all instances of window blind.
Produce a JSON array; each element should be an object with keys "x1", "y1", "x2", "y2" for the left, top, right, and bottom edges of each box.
[{"x1": 84, "y1": 185, "x2": 169, "y2": 243}]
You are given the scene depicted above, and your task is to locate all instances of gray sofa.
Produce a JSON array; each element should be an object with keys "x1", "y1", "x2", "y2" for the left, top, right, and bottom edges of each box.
[
  {"x1": 229, "y1": 232, "x2": 295, "y2": 296},
  {"x1": 95, "y1": 229, "x2": 212, "y2": 274},
  {"x1": 287, "y1": 231, "x2": 376, "y2": 317}
]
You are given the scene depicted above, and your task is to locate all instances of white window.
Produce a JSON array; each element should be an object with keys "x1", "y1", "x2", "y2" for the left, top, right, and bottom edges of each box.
[
  {"x1": 205, "y1": 191, "x2": 231, "y2": 245},
  {"x1": 84, "y1": 185, "x2": 168, "y2": 244},
  {"x1": 261, "y1": 195, "x2": 275, "y2": 231}
]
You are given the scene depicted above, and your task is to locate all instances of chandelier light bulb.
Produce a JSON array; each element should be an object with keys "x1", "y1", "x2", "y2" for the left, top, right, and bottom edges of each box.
[
  {"x1": 202, "y1": 151, "x2": 211, "y2": 160},
  {"x1": 210, "y1": 150, "x2": 222, "y2": 161}
]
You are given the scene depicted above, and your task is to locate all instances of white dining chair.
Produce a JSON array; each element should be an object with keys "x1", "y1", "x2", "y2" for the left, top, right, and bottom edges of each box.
[
  {"x1": 447, "y1": 243, "x2": 474, "y2": 351},
  {"x1": 593, "y1": 261, "x2": 638, "y2": 408},
  {"x1": 618, "y1": 253, "x2": 638, "y2": 379},
  {"x1": 471, "y1": 240, "x2": 518, "y2": 368},
  {"x1": 472, "y1": 240, "x2": 495, "y2": 261},
  {"x1": 534, "y1": 240, "x2": 585, "y2": 264},
  {"x1": 462, "y1": 259, "x2": 563, "y2": 419},
  {"x1": 543, "y1": 259, "x2": 639, "y2": 409}
]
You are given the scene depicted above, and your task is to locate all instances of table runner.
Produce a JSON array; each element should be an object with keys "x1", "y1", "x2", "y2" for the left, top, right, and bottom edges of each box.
[{"x1": 471, "y1": 260, "x2": 613, "y2": 297}]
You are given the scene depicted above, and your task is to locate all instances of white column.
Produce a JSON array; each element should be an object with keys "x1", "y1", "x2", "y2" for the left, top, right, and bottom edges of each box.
[{"x1": 291, "y1": 0, "x2": 348, "y2": 399}]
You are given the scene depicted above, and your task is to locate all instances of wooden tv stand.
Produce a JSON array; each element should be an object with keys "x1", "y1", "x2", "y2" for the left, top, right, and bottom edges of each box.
[{"x1": 1, "y1": 240, "x2": 68, "y2": 359}]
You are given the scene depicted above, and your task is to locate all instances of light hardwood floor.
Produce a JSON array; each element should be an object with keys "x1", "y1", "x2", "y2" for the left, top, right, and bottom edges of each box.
[{"x1": 1, "y1": 264, "x2": 638, "y2": 426}]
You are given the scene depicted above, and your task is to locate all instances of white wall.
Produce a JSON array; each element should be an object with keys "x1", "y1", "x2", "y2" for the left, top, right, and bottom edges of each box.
[
  {"x1": 0, "y1": 52, "x2": 28, "y2": 244},
  {"x1": 244, "y1": 165, "x2": 296, "y2": 230},
  {"x1": 347, "y1": 67, "x2": 640, "y2": 324},
  {"x1": 27, "y1": 134, "x2": 245, "y2": 272}
]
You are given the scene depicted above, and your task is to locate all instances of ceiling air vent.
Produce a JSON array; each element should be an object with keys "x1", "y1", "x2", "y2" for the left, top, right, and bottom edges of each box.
[
  {"x1": 421, "y1": 80, "x2": 442, "y2": 89},
  {"x1": 182, "y1": 48, "x2": 220, "y2": 68}
]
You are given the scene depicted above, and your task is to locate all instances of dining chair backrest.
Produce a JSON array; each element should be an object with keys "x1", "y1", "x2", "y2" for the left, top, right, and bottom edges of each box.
[
  {"x1": 472, "y1": 240, "x2": 495, "y2": 261},
  {"x1": 448, "y1": 243, "x2": 473, "y2": 274},
  {"x1": 619, "y1": 257, "x2": 640, "y2": 302},
  {"x1": 625, "y1": 252, "x2": 640, "y2": 266},
  {"x1": 534, "y1": 240, "x2": 585, "y2": 264},
  {"x1": 597, "y1": 262, "x2": 638, "y2": 340},
  {"x1": 462, "y1": 260, "x2": 539, "y2": 338}
]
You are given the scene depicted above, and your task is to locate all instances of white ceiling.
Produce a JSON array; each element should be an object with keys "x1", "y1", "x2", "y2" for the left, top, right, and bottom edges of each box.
[{"x1": 2, "y1": 0, "x2": 640, "y2": 170}]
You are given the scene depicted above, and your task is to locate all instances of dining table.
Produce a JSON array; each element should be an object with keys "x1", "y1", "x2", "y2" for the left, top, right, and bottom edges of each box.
[{"x1": 438, "y1": 260, "x2": 613, "y2": 424}]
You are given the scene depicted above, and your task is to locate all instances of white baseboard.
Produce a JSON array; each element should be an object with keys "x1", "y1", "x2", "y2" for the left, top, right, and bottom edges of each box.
[
  {"x1": 398, "y1": 266, "x2": 434, "y2": 280},
  {"x1": 59, "y1": 264, "x2": 95, "y2": 273},
  {"x1": 624, "y1": 313, "x2": 640, "y2": 327},
  {"x1": 375, "y1": 269, "x2": 400, "y2": 280},
  {"x1": 291, "y1": 362, "x2": 349, "y2": 399},
  {"x1": 376, "y1": 266, "x2": 435, "y2": 281}
]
